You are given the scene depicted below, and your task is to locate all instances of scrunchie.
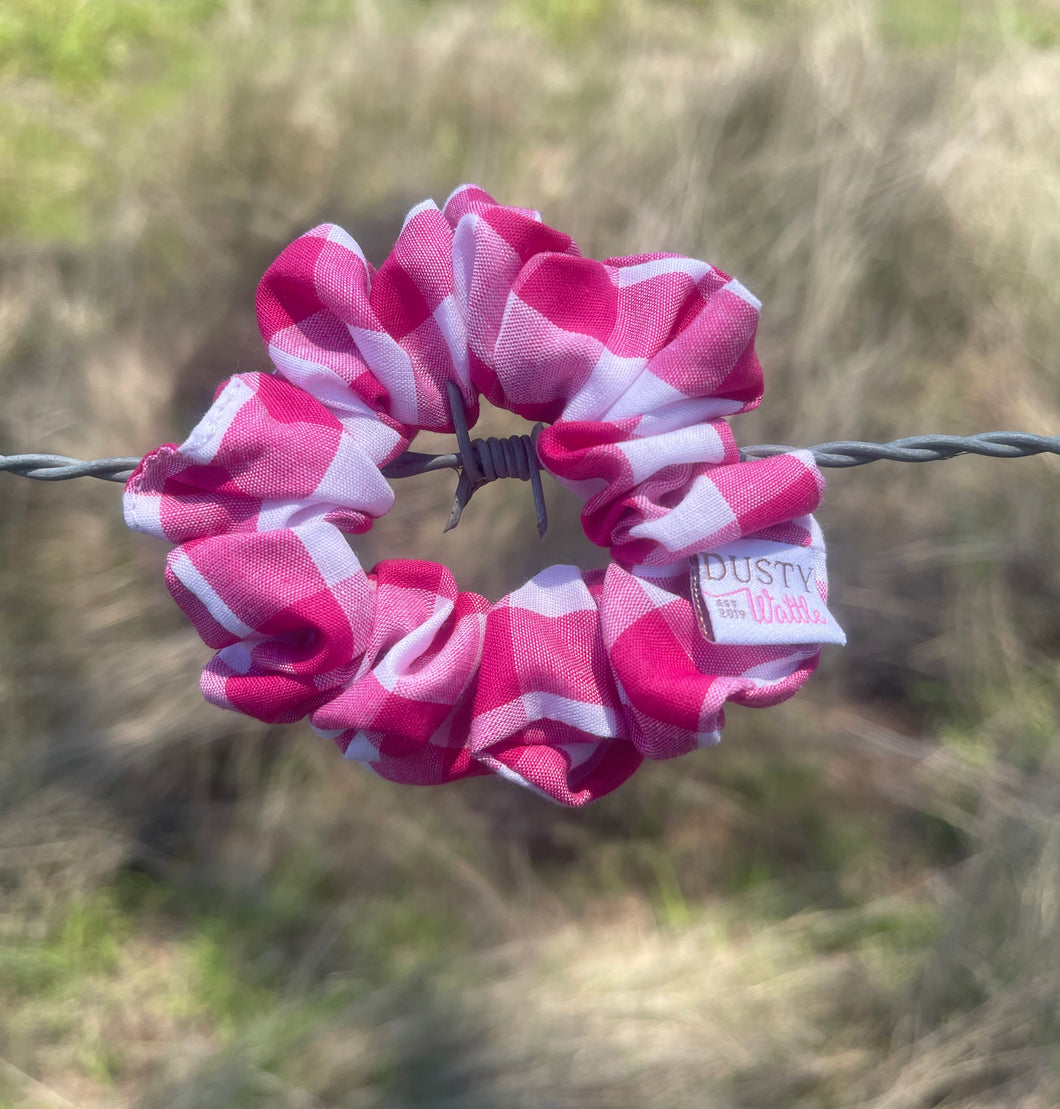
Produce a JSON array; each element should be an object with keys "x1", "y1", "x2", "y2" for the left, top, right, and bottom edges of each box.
[{"x1": 124, "y1": 184, "x2": 834, "y2": 806}]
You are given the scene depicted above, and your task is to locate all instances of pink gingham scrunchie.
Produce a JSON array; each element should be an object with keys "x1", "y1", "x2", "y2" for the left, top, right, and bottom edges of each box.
[{"x1": 124, "y1": 185, "x2": 829, "y2": 806}]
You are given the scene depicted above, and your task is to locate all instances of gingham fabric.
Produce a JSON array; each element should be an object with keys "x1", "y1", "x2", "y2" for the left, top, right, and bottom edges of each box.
[{"x1": 124, "y1": 184, "x2": 832, "y2": 806}]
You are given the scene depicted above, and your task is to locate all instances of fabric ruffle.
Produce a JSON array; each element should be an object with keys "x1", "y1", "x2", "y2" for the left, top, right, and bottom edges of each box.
[{"x1": 125, "y1": 184, "x2": 828, "y2": 806}]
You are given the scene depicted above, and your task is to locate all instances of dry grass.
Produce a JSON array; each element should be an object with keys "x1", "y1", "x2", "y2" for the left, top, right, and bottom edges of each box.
[{"x1": 1, "y1": 1, "x2": 1057, "y2": 1105}]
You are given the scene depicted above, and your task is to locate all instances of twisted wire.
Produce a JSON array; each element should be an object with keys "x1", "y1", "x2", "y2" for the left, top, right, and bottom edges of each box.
[
  {"x1": 460, "y1": 432, "x2": 538, "y2": 483},
  {"x1": 740, "y1": 432, "x2": 1059, "y2": 467},
  {"x1": 2, "y1": 431, "x2": 1056, "y2": 489},
  {"x1": 0, "y1": 454, "x2": 143, "y2": 482}
]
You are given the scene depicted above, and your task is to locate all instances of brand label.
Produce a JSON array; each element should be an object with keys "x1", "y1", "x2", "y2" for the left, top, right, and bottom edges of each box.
[{"x1": 690, "y1": 539, "x2": 845, "y2": 647}]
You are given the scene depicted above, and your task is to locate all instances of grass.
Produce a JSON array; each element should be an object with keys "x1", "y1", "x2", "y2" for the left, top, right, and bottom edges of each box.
[{"x1": 1, "y1": 0, "x2": 1058, "y2": 1105}]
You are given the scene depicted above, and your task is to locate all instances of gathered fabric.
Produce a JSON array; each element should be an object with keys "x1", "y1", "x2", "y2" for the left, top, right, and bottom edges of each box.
[{"x1": 124, "y1": 184, "x2": 829, "y2": 806}]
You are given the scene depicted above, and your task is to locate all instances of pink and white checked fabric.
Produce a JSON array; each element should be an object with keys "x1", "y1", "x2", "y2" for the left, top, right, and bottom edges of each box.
[{"x1": 124, "y1": 184, "x2": 829, "y2": 806}]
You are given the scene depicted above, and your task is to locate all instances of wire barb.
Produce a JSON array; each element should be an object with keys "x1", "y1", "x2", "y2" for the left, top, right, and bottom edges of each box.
[{"x1": 441, "y1": 380, "x2": 548, "y2": 537}]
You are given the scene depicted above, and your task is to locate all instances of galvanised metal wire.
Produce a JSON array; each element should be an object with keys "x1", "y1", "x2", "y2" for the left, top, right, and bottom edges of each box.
[
  {"x1": 1, "y1": 454, "x2": 144, "y2": 482},
  {"x1": 2, "y1": 432, "x2": 1057, "y2": 485}
]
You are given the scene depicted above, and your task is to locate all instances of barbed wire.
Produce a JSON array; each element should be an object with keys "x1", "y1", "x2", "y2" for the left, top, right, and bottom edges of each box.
[
  {"x1": 1, "y1": 454, "x2": 142, "y2": 482},
  {"x1": 738, "y1": 432, "x2": 1060, "y2": 467},
  {"x1": 1, "y1": 432, "x2": 1056, "y2": 487}
]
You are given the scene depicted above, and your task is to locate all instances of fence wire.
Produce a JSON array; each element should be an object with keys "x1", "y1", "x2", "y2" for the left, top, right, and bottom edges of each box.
[{"x1": 1, "y1": 432, "x2": 1057, "y2": 486}]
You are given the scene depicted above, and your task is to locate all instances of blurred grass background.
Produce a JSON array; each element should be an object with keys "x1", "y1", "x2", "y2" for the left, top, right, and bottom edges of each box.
[{"x1": 1, "y1": 0, "x2": 1057, "y2": 1105}]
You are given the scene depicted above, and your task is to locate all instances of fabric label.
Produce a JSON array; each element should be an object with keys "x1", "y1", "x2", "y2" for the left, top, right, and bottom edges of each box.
[{"x1": 690, "y1": 539, "x2": 846, "y2": 647}]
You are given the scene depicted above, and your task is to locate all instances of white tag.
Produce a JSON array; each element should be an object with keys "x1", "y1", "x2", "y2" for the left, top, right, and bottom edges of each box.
[{"x1": 690, "y1": 538, "x2": 846, "y2": 647}]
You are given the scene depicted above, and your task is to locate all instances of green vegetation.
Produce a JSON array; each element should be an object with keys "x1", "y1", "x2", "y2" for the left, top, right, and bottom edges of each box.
[{"x1": 1, "y1": 0, "x2": 1057, "y2": 1105}]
